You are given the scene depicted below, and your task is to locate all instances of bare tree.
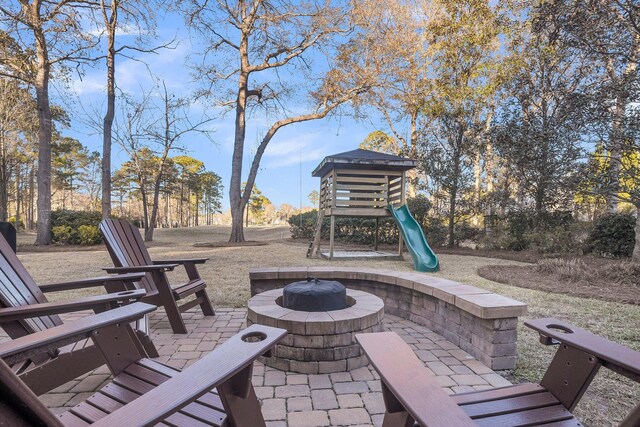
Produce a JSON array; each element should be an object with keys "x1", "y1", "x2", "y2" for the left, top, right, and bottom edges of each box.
[
  {"x1": 0, "y1": 78, "x2": 36, "y2": 221},
  {"x1": 180, "y1": 0, "x2": 371, "y2": 242},
  {"x1": 346, "y1": 0, "x2": 433, "y2": 196},
  {"x1": 92, "y1": 0, "x2": 167, "y2": 220},
  {"x1": 114, "y1": 82, "x2": 214, "y2": 241},
  {"x1": 551, "y1": 0, "x2": 640, "y2": 213},
  {"x1": 0, "y1": 1, "x2": 98, "y2": 244},
  {"x1": 420, "y1": 0, "x2": 507, "y2": 247}
]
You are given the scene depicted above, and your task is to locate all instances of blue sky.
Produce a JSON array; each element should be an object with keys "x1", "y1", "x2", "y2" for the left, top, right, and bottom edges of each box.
[{"x1": 56, "y1": 11, "x2": 388, "y2": 211}]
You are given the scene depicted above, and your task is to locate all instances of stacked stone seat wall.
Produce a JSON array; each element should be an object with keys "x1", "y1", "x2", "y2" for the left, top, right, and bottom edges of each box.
[{"x1": 250, "y1": 267, "x2": 527, "y2": 370}]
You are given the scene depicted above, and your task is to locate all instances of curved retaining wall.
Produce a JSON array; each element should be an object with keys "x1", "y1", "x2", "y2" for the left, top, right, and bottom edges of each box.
[{"x1": 249, "y1": 267, "x2": 527, "y2": 370}]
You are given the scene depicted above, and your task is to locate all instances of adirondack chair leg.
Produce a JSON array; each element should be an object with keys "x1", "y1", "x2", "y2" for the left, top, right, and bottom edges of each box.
[
  {"x1": 183, "y1": 262, "x2": 214, "y2": 317},
  {"x1": 151, "y1": 271, "x2": 189, "y2": 334},
  {"x1": 380, "y1": 381, "x2": 415, "y2": 427},
  {"x1": 217, "y1": 364, "x2": 266, "y2": 427},
  {"x1": 382, "y1": 411, "x2": 415, "y2": 427},
  {"x1": 197, "y1": 289, "x2": 215, "y2": 316},
  {"x1": 134, "y1": 315, "x2": 159, "y2": 358},
  {"x1": 91, "y1": 323, "x2": 148, "y2": 375},
  {"x1": 163, "y1": 298, "x2": 188, "y2": 334},
  {"x1": 135, "y1": 329, "x2": 159, "y2": 358}
]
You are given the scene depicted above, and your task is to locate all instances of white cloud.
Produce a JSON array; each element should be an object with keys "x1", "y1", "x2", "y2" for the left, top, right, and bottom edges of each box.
[
  {"x1": 264, "y1": 134, "x2": 329, "y2": 167},
  {"x1": 68, "y1": 73, "x2": 106, "y2": 95},
  {"x1": 88, "y1": 24, "x2": 148, "y2": 37}
]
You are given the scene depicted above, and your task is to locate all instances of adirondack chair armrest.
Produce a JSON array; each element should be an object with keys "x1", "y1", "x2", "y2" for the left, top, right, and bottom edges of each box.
[
  {"x1": 0, "y1": 289, "x2": 147, "y2": 323},
  {"x1": 356, "y1": 332, "x2": 476, "y2": 427},
  {"x1": 103, "y1": 264, "x2": 178, "y2": 274},
  {"x1": 525, "y1": 318, "x2": 640, "y2": 378},
  {"x1": 0, "y1": 302, "x2": 156, "y2": 365},
  {"x1": 39, "y1": 273, "x2": 146, "y2": 292},
  {"x1": 91, "y1": 324, "x2": 288, "y2": 427},
  {"x1": 152, "y1": 258, "x2": 208, "y2": 265}
]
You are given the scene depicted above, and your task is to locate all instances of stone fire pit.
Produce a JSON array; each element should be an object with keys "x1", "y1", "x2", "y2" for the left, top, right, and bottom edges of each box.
[{"x1": 247, "y1": 288, "x2": 384, "y2": 374}]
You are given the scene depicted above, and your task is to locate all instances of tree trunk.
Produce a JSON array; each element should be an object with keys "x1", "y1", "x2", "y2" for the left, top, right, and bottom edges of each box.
[
  {"x1": 448, "y1": 183, "x2": 457, "y2": 248},
  {"x1": 102, "y1": 16, "x2": 116, "y2": 220},
  {"x1": 179, "y1": 178, "x2": 184, "y2": 226},
  {"x1": 195, "y1": 194, "x2": 199, "y2": 226},
  {"x1": 473, "y1": 146, "x2": 482, "y2": 225},
  {"x1": 34, "y1": 36, "x2": 52, "y2": 245},
  {"x1": 605, "y1": 94, "x2": 626, "y2": 213},
  {"x1": 140, "y1": 185, "x2": 149, "y2": 236},
  {"x1": 448, "y1": 148, "x2": 461, "y2": 248},
  {"x1": 28, "y1": 166, "x2": 35, "y2": 229},
  {"x1": 15, "y1": 163, "x2": 20, "y2": 229},
  {"x1": 165, "y1": 192, "x2": 170, "y2": 227},
  {"x1": 186, "y1": 189, "x2": 191, "y2": 226},
  {"x1": 144, "y1": 164, "x2": 166, "y2": 241},
  {"x1": 229, "y1": 66, "x2": 250, "y2": 242},
  {"x1": 633, "y1": 206, "x2": 640, "y2": 263},
  {"x1": 604, "y1": 60, "x2": 635, "y2": 213},
  {"x1": 0, "y1": 160, "x2": 7, "y2": 222},
  {"x1": 406, "y1": 113, "x2": 418, "y2": 198},
  {"x1": 231, "y1": 206, "x2": 245, "y2": 240},
  {"x1": 0, "y1": 130, "x2": 9, "y2": 222}
]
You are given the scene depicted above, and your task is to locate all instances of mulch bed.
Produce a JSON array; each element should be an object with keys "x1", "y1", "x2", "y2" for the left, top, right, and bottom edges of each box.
[
  {"x1": 478, "y1": 257, "x2": 640, "y2": 305},
  {"x1": 435, "y1": 246, "x2": 542, "y2": 264}
]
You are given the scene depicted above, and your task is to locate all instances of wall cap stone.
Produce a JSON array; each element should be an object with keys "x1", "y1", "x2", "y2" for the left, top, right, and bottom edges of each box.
[{"x1": 250, "y1": 267, "x2": 527, "y2": 319}]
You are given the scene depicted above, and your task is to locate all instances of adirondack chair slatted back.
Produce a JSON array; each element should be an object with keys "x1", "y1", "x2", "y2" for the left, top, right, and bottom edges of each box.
[
  {"x1": 0, "y1": 359, "x2": 63, "y2": 427},
  {"x1": 99, "y1": 219, "x2": 156, "y2": 294},
  {"x1": 0, "y1": 234, "x2": 63, "y2": 340}
]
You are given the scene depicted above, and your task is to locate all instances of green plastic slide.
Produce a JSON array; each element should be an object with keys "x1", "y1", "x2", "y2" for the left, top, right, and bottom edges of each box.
[{"x1": 388, "y1": 204, "x2": 440, "y2": 272}]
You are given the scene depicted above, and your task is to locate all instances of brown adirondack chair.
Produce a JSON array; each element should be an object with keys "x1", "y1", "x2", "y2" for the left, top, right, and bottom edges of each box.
[
  {"x1": 0, "y1": 302, "x2": 286, "y2": 427},
  {"x1": 357, "y1": 318, "x2": 640, "y2": 427},
  {"x1": 0, "y1": 234, "x2": 153, "y2": 395},
  {"x1": 100, "y1": 219, "x2": 215, "y2": 334}
]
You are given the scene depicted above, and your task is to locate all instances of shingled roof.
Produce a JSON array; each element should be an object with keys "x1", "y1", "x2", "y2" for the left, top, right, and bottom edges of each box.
[{"x1": 312, "y1": 149, "x2": 417, "y2": 177}]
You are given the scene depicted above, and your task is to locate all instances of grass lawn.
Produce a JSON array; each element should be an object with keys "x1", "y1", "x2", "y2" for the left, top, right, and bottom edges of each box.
[{"x1": 17, "y1": 225, "x2": 639, "y2": 426}]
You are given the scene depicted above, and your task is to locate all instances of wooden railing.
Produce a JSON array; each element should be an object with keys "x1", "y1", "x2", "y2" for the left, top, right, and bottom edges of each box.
[{"x1": 319, "y1": 169, "x2": 404, "y2": 214}]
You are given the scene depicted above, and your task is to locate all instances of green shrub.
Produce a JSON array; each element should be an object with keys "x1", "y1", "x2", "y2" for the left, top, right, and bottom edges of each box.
[
  {"x1": 585, "y1": 213, "x2": 635, "y2": 258},
  {"x1": 288, "y1": 210, "x2": 401, "y2": 245},
  {"x1": 505, "y1": 212, "x2": 532, "y2": 250},
  {"x1": 8, "y1": 216, "x2": 24, "y2": 230},
  {"x1": 484, "y1": 210, "x2": 580, "y2": 252},
  {"x1": 526, "y1": 223, "x2": 587, "y2": 255},
  {"x1": 77, "y1": 225, "x2": 102, "y2": 245},
  {"x1": 288, "y1": 210, "x2": 318, "y2": 240},
  {"x1": 454, "y1": 222, "x2": 481, "y2": 246},
  {"x1": 424, "y1": 218, "x2": 447, "y2": 246},
  {"x1": 50, "y1": 210, "x2": 103, "y2": 245},
  {"x1": 288, "y1": 204, "x2": 448, "y2": 247},
  {"x1": 52, "y1": 225, "x2": 73, "y2": 244},
  {"x1": 406, "y1": 195, "x2": 431, "y2": 228},
  {"x1": 52, "y1": 210, "x2": 102, "y2": 229}
]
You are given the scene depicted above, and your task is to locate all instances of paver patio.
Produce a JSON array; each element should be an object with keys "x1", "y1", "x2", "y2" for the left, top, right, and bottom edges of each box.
[{"x1": 6, "y1": 307, "x2": 513, "y2": 427}]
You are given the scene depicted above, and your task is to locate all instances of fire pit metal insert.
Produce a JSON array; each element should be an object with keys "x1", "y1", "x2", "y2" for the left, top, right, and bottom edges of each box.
[{"x1": 283, "y1": 277, "x2": 347, "y2": 312}]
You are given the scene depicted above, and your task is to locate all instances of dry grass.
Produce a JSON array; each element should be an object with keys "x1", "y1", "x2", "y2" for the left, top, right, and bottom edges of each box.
[
  {"x1": 16, "y1": 226, "x2": 640, "y2": 426},
  {"x1": 537, "y1": 257, "x2": 640, "y2": 287}
]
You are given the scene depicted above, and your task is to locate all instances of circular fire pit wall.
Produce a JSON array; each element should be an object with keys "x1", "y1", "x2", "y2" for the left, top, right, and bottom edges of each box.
[{"x1": 247, "y1": 288, "x2": 384, "y2": 374}]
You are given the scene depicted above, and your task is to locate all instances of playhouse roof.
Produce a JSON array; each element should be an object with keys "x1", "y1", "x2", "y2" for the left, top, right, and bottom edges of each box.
[{"x1": 312, "y1": 149, "x2": 417, "y2": 177}]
